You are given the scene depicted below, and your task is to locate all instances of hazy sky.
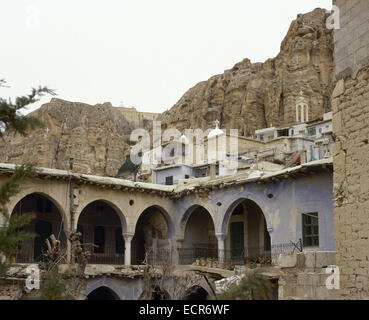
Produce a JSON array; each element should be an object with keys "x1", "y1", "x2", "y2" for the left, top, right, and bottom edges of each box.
[{"x1": 1, "y1": 0, "x2": 332, "y2": 115}]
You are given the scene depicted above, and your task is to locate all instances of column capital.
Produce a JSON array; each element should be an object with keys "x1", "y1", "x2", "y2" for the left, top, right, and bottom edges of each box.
[
  {"x1": 123, "y1": 232, "x2": 134, "y2": 242},
  {"x1": 215, "y1": 233, "x2": 226, "y2": 241}
]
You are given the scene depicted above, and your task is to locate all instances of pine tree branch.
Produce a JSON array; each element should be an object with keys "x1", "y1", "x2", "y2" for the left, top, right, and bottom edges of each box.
[{"x1": 0, "y1": 81, "x2": 56, "y2": 137}]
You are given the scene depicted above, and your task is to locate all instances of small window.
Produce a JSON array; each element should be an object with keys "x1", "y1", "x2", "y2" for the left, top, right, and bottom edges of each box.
[
  {"x1": 308, "y1": 127, "x2": 316, "y2": 136},
  {"x1": 302, "y1": 212, "x2": 319, "y2": 247},
  {"x1": 185, "y1": 175, "x2": 190, "y2": 179},
  {"x1": 165, "y1": 176, "x2": 173, "y2": 185}
]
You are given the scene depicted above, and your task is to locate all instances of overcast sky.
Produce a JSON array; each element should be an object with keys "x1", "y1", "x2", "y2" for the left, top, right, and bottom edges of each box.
[{"x1": 1, "y1": 0, "x2": 332, "y2": 115}]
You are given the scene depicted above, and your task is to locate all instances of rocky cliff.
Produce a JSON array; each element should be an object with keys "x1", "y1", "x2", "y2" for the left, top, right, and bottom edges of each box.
[
  {"x1": 157, "y1": 8, "x2": 335, "y2": 136},
  {"x1": 0, "y1": 98, "x2": 134, "y2": 176},
  {"x1": 0, "y1": 8, "x2": 335, "y2": 176}
]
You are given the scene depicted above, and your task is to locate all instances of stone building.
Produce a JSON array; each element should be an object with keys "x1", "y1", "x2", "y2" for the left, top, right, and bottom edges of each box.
[
  {"x1": 332, "y1": 0, "x2": 369, "y2": 299},
  {"x1": 0, "y1": 157, "x2": 334, "y2": 299}
]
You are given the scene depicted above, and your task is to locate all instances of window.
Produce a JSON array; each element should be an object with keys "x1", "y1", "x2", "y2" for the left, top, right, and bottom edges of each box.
[
  {"x1": 302, "y1": 212, "x2": 319, "y2": 247},
  {"x1": 185, "y1": 174, "x2": 190, "y2": 179},
  {"x1": 308, "y1": 127, "x2": 316, "y2": 136},
  {"x1": 165, "y1": 176, "x2": 173, "y2": 185}
]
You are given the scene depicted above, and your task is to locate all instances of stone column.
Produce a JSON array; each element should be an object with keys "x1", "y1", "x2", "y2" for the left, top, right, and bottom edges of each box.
[
  {"x1": 123, "y1": 233, "x2": 134, "y2": 265},
  {"x1": 216, "y1": 233, "x2": 226, "y2": 265}
]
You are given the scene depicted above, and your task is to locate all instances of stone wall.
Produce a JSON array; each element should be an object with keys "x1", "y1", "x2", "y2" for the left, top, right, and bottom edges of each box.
[
  {"x1": 332, "y1": 66, "x2": 369, "y2": 299},
  {"x1": 117, "y1": 107, "x2": 158, "y2": 128},
  {"x1": 278, "y1": 251, "x2": 338, "y2": 300},
  {"x1": 0, "y1": 280, "x2": 23, "y2": 300},
  {"x1": 332, "y1": 0, "x2": 369, "y2": 300},
  {"x1": 333, "y1": 0, "x2": 369, "y2": 79}
]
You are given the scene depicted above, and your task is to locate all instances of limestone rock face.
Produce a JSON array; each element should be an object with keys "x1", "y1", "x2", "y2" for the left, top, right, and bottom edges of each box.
[
  {"x1": 157, "y1": 8, "x2": 335, "y2": 136},
  {"x1": 0, "y1": 98, "x2": 134, "y2": 176}
]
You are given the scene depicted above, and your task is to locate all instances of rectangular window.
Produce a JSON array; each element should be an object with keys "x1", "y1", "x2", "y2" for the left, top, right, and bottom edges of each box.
[
  {"x1": 185, "y1": 174, "x2": 190, "y2": 179},
  {"x1": 165, "y1": 176, "x2": 173, "y2": 185},
  {"x1": 302, "y1": 212, "x2": 319, "y2": 247},
  {"x1": 308, "y1": 127, "x2": 316, "y2": 136}
]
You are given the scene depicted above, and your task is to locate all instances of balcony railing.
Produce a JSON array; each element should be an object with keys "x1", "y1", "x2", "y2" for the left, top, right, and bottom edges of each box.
[{"x1": 8, "y1": 242, "x2": 302, "y2": 267}]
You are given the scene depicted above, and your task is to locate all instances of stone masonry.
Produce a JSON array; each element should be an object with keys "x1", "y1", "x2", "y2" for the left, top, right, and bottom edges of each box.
[
  {"x1": 333, "y1": 0, "x2": 369, "y2": 80},
  {"x1": 332, "y1": 0, "x2": 369, "y2": 300}
]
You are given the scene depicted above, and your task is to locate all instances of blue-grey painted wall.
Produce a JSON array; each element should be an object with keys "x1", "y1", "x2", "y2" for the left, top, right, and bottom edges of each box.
[{"x1": 173, "y1": 171, "x2": 334, "y2": 252}]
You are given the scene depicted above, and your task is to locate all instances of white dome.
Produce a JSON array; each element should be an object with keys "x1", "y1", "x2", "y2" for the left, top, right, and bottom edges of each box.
[{"x1": 208, "y1": 120, "x2": 224, "y2": 139}]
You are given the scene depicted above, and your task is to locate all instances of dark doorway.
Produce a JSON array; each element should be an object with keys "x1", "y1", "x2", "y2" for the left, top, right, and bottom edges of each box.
[
  {"x1": 34, "y1": 220, "x2": 52, "y2": 261},
  {"x1": 87, "y1": 287, "x2": 120, "y2": 300},
  {"x1": 230, "y1": 221, "x2": 244, "y2": 259},
  {"x1": 152, "y1": 286, "x2": 168, "y2": 300},
  {"x1": 184, "y1": 286, "x2": 209, "y2": 300}
]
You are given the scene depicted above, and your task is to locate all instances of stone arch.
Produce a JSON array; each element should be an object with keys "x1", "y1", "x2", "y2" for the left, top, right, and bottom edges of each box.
[
  {"x1": 177, "y1": 203, "x2": 215, "y2": 240},
  {"x1": 8, "y1": 191, "x2": 68, "y2": 232},
  {"x1": 222, "y1": 197, "x2": 271, "y2": 263},
  {"x1": 77, "y1": 200, "x2": 127, "y2": 264},
  {"x1": 131, "y1": 205, "x2": 174, "y2": 265},
  {"x1": 86, "y1": 286, "x2": 121, "y2": 300},
  {"x1": 183, "y1": 285, "x2": 211, "y2": 300},
  {"x1": 220, "y1": 194, "x2": 269, "y2": 235},
  {"x1": 10, "y1": 192, "x2": 68, "y2": 262},
  {"x1": 75, "y1": 199, "x2": 127, "y2": 233},
  {"x1": 180, "y1": 205, "x2": 218, "y2": 265},
  {"x1": 84, "y1": 281, "x2": 122, "y2": 300}
]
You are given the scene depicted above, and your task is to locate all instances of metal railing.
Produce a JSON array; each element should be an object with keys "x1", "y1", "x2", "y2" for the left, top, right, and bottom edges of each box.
[
  {"x1": 9, "y1": 241, "x2": 302, "y2": 267},
  {"x1": 178, "y1": 246, "x2": 272, "y2": 266}
]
